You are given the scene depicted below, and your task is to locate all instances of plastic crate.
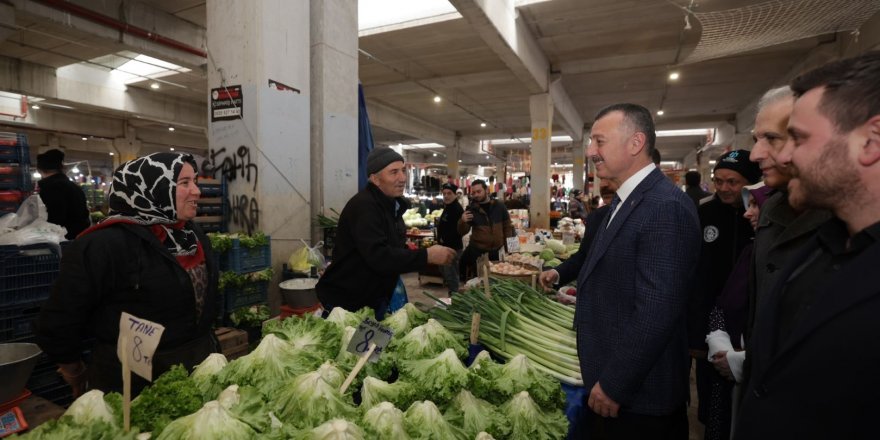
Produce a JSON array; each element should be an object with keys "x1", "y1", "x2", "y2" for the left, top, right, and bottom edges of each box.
[
  {"x1": 0, "y1": 244, "x2": 61, "y2": 307},
  {"x1": 224, "y1": 280, "x2": 268, "y2": 311},
  {"x1": 198, "y1": 183, "x2": 224, "y2": 197},
  {"x1": 31, "y1": 381, "x2": 73, "y2": 407},
  {"x1": 0, "y1": 132, "x2": 27, "y2": 146},
  {"x1": 0, "y1": 163, "x2": 30, "y2": 190},
  {"x1": 0, "y1": 300, "x2": 44, "y2": 342},
  {"x1": 197, "y1": 204, "x2": 223, "y2": 216},
  {"x1": 220, "y1": 237, "x2": 271, "y2": 273},
  {"x1": 0, "y1": 141, "x2": 28, "y2": 164},
  {"x1": 26, "y1": 355, "x2": 62, "y2": 391}
]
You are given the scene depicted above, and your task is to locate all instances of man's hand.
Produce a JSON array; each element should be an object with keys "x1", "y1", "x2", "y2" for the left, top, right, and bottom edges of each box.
[
  {"x1": 588, "y1": 382, "x2": 620, "y2": 418},
  {"x1": 462, "y1": 210, "x2": 474, "y2": 223},
  {"x1": 539, "y1": 269, "x2": 559, "y2": 291},
  {"x1": 58, "y1": 361, "x2": 87, "y2": 398},
  {"x1": 710, "y1": 351, "x2": 733, "y2": 380},
  {"x1": 426, "y1": 245, "x2": 456, "y2": 265}
]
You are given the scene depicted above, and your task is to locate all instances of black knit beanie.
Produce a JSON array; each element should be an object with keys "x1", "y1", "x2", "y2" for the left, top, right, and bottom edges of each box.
[
  {"x1": 367, "y1": 147, "x2": 404, "y2": 175},
  {"x1": 714, "y1": 149, "x2": 762, "y2": 184}
]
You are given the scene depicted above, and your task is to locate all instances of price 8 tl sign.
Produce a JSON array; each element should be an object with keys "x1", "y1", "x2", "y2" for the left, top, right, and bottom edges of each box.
[
  {"x1": 346, "y1": 317, "x2": 393, "y2": 363},
  {"x1": 117, "y1": 312, "x2": 165, "y2": 381}
]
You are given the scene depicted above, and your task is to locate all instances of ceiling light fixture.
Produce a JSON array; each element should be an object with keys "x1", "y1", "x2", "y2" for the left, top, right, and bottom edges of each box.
[
  {"x1": 656, "y1": 110, "x2": 665, "y2": 116},
  {"x1": 32, "y1": 171, "x2": 41, "y2": 179},
  {"x1": 31, "y1": 105, "x2": 40, "y2": 110},
  {"x1": 109, "y1": 152, "x2": 115, "y2": 156},
  {"x1": 480, "y1": 122, "x2": 487, "y2": 127},
  {"x1": 168, "y1": 127, "x2": 175, "y2": 132},
  {"x1": 458, "y1": 159, "x2": 462, "y2": 163},
  {"x1": 709, "y1": 160, "x2": 717, "y2": 164},
  {"x1": 485, "y1": 155, "x2": 489, "y2": 159},
  {"x1": 169, "y1": 147, "x2": 175, "y2": 151},
  {"x1": 150, "y1": 83, "x2": 160, "y2": 89},
  {"x1": 433, "y1": 153, "x2": 437, "y2": 157},
  {"x1": 433, "y1": 95, "x2": 442, "y2": 103},
  {"x1": 669, "y1": 72, "x2": 680, "y2": 80},
  {"x1": 71, "y1": 166, "x2": 80, "y2": 174},
  {"x1": 81, "y1": 137, "x2": 88, "y2": 141}
]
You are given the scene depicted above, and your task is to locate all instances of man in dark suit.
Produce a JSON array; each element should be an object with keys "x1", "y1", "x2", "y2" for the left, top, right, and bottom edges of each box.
[
  {"x1": 735, "y1": 51, "x2": 880, "y2": 439},
  {"x1": 565, "y1": 103, "x2": 701, "y2": 439}
]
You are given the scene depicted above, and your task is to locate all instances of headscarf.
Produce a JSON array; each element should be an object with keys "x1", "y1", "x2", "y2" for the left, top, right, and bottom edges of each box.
[{"x1": 104, "y1": 153, "x2": 200, "y2": 257}]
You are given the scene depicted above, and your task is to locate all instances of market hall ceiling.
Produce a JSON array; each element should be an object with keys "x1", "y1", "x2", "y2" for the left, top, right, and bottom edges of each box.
[{"x1": 0, "y1": 0, "x2": 878, "y2": 164}]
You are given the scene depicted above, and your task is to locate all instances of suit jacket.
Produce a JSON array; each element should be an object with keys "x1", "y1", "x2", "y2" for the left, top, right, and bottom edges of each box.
[
  {"x1": 555, "y1": 205, "x2": 609, "y2": 285},
  {"x1": 736, "y1": 223, "x2": 880, "y2": 439},
  {"x1": 575, "y1": 168, "x2": 701, "y2": 415}
]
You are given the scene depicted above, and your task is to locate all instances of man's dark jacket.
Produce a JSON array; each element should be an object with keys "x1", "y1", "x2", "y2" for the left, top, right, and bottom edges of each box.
[
  {"x1": 554, "y1": 205, "x2": 609, "y2": 285},
  {"x1": 688, "y1": 196, "x2": 754, "y2": 349},
  {"x1": 436, "y1": 201, "x2": 464, "y2": 250},
  {"x1": 317, "y1": 183, "x2": 427, "y2": 311},
  {"x1": 38, "y1": 173, "x2": 90, "y2": 239}
]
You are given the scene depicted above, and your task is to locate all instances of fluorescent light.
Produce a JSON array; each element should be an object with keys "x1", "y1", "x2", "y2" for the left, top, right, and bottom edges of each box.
[
  {"x1": 81, "y1": 137, "x2": 88, "y2": 141},
  {"x1": 109, "y1": 152, "x2": 114, "y2": 156},
  {"x1": 110, "y1": 54, "x2": 191, "y2": 85},
  {"x1": 669, "y1": 72, "x2": 680, "y2": 80},
  {"x1": 433, "y1": 95, "x2": 442, "y2": 103},
  {"x1": 488, "y1": 135, "x2": 573, "y2": 145},
  {"x1": 169, "y1": 147, "x2": 175, "y2": 151},
  {"x1": 656, "y1": 128, "x2": 714, "y2": 137},
  {"x1": 480, "y1": 122, "x2": 487, "y2": 127},
  {"x1": 656, "y1": 110, "x2": 665, "y2": 116},
  {"x1": 31, "y1": 105, "x2": 40, "y2": 110},
  {"x1": 168, "y1": 127, "x2": 175, "y2": 131},
  {"x1": 150, "y1": 83, "x2": 160, "y2": 89},
  {"x1": 359, "y1": 0, "x2": 457, "y2": 31},
  {"x1": 709, "y1": 160, "x2": 717, "y2": 164}
]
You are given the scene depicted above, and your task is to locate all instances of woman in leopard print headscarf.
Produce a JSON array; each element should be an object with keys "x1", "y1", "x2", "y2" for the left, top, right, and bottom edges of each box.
[{"x1": 36, "y1": 152, "x2": 221, "y2": 398}]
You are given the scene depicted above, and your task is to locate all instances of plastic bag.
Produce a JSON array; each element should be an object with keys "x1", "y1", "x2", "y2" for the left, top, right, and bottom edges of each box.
[
  {"x1": 287, "y1": 240, "x2": 326, "y2": 273},
  {"x1": 0, "y1": 195, "x2": 68, "y2": 247},
  {"x1": 387, "y1": 277, "x2": 408, "y2": 314}
]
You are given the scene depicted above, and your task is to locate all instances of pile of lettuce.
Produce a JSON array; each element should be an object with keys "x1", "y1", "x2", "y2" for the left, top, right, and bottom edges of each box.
[{"x1": 21, "y1": 303, "x2": 570, "y2": 439}]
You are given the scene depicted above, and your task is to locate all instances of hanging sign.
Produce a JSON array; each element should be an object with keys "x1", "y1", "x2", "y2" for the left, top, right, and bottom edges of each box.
[{"x1": 211, "y1": 85, "x2": 243, "y2": 121}]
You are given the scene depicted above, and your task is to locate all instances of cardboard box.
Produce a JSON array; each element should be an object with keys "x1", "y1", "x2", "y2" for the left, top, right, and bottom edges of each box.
[
  {"x1": 215, "y1": 327, "x2": 248, "y2": 352},
  {"x1": 223, "y1": 342, "x2": 250, "y2": 360}
]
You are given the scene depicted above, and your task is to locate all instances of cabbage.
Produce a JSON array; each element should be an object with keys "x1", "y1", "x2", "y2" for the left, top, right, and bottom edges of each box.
[
  {"x1": 399, "y1": 349, "x2": 470, "y2": 404},
  {"x1": 404, "y1": 401, "x2": 466, "y2": 440},
  {"x1": 192, "y1": 353, "x2": 229, "y2": 399},
  {"x1": 217, "y1": 334, "x2": 312, "y2": 398},
  {"x1": 538, "y1": 249, "x2": 556, "y2": 262},
  {"x1": 273, "y1": 370, "x2": 358, "y2": 429},
  {"x1": 443, "y1": 390, "x2": 510, "y2": 438},
  {"x1": 545, "y1": 239, "x2": 566, "y2": 254},
  {"x1": 499, "y1": 392, "x2": 568, "y2": 440},
  {"x1": 362, "y1": 402, "x2": 410, "y2": 439},
  {"x1": 381, "y1": 303, "x2": 428, "y2": 335},
  {"x1": 360, "y1": 376, "x2": 416, "y2": 410},
  {"x1": 294, "y1": 419, "x2": 365, "y2": 440},
  {"x1": 155, "y1": 401, "x2": 257, "y2": 440},
  {"x1": 545, "y1": 258, "x2": 562, "y2": 268}
]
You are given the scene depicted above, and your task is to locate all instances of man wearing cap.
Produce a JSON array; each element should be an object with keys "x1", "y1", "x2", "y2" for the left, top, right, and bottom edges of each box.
[
  {"x1": 568, "y1": 189, "x2": 588, "y2": 221},
  {"x1": 436, "y1": 182, "x2": 465, "y2": 293},
  {"x1": 687, "y1": 149, "x2": 761, "y2": 439},
  {"x1": 316, "y1": 147, "x2": 456, "y2": 319},
  {"x1": 36, "y1": 149, "x2": 90, "y2": 240}
]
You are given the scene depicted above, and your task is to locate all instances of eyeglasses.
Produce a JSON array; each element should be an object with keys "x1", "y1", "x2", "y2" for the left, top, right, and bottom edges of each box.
[{"x1": 712, "y1": 178, "x2": 744, "y2": 188}]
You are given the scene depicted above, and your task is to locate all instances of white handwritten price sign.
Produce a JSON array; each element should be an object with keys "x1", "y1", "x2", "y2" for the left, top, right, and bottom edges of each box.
[
  {"x1": 506, "y1": 236, "x2": 520, "y2": 253},
  {"x1": 117, "y1": 312, "x2": 165, "y2": 381},
  {"x1": 345, "y1": 317, "x2": 393, "y2": 363}
]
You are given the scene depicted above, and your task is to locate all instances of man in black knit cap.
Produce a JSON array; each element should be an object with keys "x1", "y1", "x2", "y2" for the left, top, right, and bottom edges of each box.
[
  {"x1": 316, "y1": 147, "x2": 455, "y2": 319},
  {"x1": 687, "y1": 149, "x2": 762, "y2": 439},
  {"x1": 36, "y1": 149, "x2": 90, "y2": 240}
]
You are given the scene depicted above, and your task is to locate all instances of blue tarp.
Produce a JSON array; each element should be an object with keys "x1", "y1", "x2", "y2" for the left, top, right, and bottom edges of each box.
[{"x1": 358, "y1": 82, "x2": 374, "y2": 190}]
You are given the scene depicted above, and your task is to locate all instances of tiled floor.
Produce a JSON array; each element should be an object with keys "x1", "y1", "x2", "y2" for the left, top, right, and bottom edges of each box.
[{"x1": 401, "y1": 272, "x2": 705, "y2": 440}]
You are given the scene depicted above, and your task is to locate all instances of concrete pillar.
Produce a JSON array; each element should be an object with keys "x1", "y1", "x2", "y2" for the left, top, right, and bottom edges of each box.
[
  {"x1": 572, "y1": 134, "x2": 586, "y2": 193},
  {"x1": 207, "y1": 0, "x2": 312, "y2": 297},
  {"x1": 529, "y1": 93, "x2": 553, "y2": 229},
  {"x1": 447, "y1": 142, "x2": 460, "y2": 186},
  {"x1": 310, "y1": 0, "x2": 358, "y2": 245},
  {"x1": 112, "y1": 125, "x2": 141, "y2": 165}
]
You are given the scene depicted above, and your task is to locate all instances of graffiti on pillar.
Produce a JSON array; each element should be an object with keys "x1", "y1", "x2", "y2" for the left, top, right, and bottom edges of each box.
[
  {"x1": 201, "y1": 146, "x2": 259, "y2": 191},
  {"x1": 229, "y1": 194, "x2": 260, "y2": 235}
]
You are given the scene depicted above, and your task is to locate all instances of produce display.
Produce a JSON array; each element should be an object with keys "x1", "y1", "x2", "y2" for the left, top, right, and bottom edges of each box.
[
  {"x1": 21, "y1": 297, "x2": 569, "y2": 439},
  {"x1": 430, "y1": 279, "x2": 582, "y2": 386},
  {"x1": 208, "y1": 232, "x2": 269, "y2": 253},
  {"x1": 402, "y1": 208, "x2": 442, "y2": 228},
  {"x1": 503, "y1": 253, "x2": 543, "y2": 270},
  {"x1": 488, "y1": 262, "x2": 538, "y2": 276}
]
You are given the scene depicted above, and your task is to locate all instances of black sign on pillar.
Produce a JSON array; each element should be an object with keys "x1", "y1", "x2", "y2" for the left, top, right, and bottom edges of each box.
[{"x1": 211, "y1": 85, "x2": 243, "y2": 122}]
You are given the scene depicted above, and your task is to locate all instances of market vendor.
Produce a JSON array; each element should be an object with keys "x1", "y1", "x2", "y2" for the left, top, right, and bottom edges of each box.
[
  {"x1": 35, "y1": 148, "x2": 90, "y2": 240},
  {"x1": 316, "y1": 147, "x2": 455, "y2": 319},
  {"x1": 35, "y1": 152, "x2": 220, "y2": 398}
]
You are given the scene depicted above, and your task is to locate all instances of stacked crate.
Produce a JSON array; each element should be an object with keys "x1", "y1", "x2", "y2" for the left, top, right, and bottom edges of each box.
[
  {"x1": 0, "y1": 132, "x2": 31, "y2": 216},
  {"x1": 194, "y1": 177, "x2": 228, "y2": 233},
  {"x1": 0, "y1": 243, "x2": 73, "y2": 406},
  {"x1": 215, "y1": 236, "x2": 271, "y2": 324}
]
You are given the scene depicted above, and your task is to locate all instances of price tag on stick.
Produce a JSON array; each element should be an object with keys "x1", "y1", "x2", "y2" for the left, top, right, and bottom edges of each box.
[
  {"x1": 506, "y1": 236, "x2": 520, "y2": 253},
  {"x1": 345, "y1": 317, "x2": 393, "y2": 363},
  {"x1": 118, "y1": 312, "x2": 165, "y2": 432}
]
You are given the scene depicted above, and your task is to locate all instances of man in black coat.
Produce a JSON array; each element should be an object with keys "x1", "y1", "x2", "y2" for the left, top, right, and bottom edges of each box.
[
  {"x1": 735, "y1": 51, "x2": 880, "y2": 439},
  {"x1": 436, "y1": 182, "x2": 464, "y2": 293},
  {"x1": 36, "y1": 149, "x2": 90, "y2": 239},
  {"x1": 316, "y1": 147, "x2": 455, "y2": 319},
  {"x1": 687, "y1": 149, "x2": 761, "y2": 438}
]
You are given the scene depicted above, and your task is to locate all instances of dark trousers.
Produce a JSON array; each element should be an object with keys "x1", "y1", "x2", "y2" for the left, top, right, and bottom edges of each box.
[
  {"x1": 574, "y1": 404, "x2": 688, "y2": 440},
  {"x1": 459, "y1": 245, "x2": 499, "y2": 281}
]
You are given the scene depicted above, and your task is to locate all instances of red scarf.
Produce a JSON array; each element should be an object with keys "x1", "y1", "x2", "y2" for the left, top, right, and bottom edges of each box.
[{"x1": 78, "y1": 219, "x2": 205, "y2": 270}]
